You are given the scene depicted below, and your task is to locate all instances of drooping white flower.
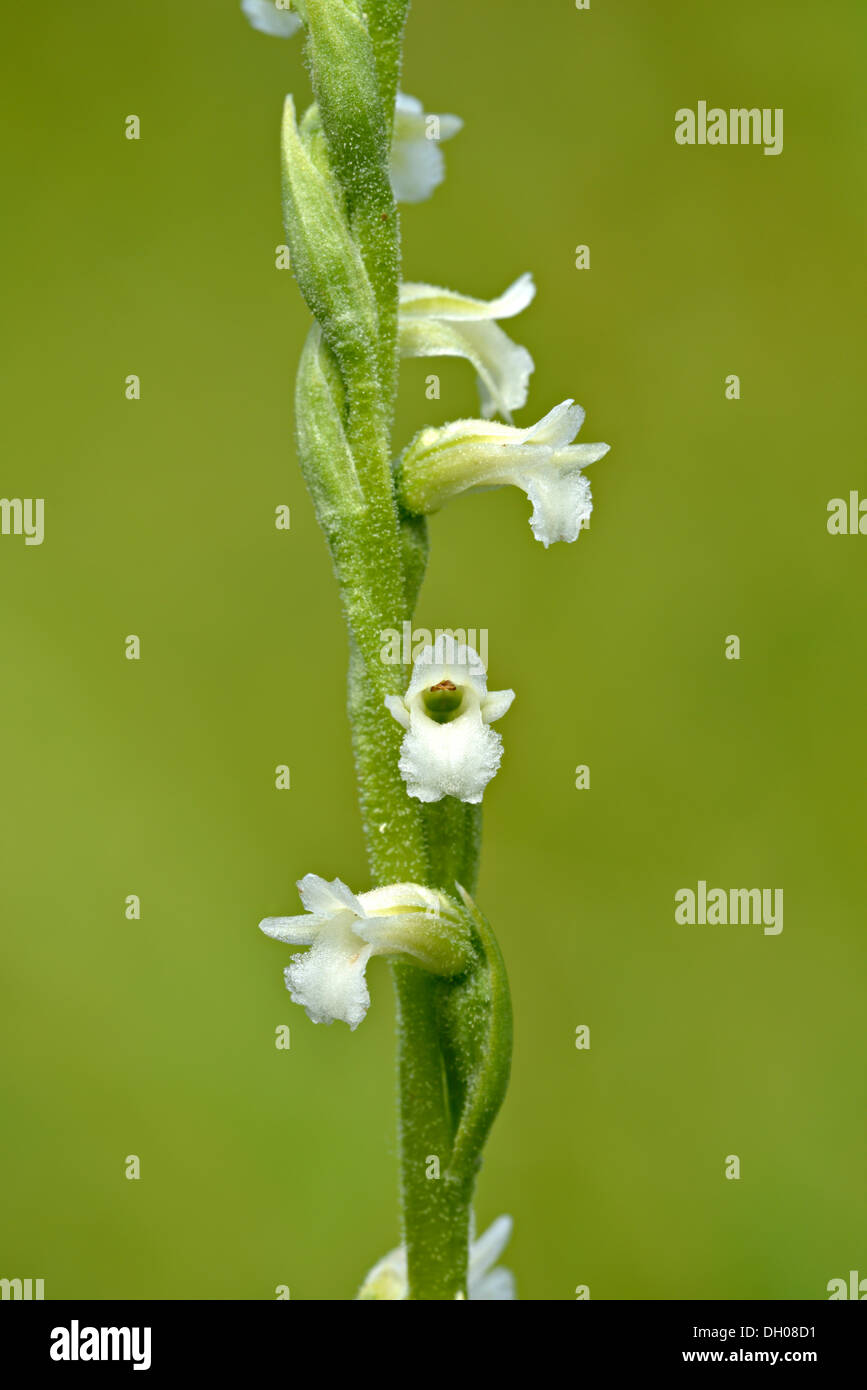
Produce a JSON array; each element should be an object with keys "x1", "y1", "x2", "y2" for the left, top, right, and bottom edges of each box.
[
  {"x1": 241, "y1": 0, "x2": 301, "y2": 38},
  {"x1": 358, "y1": 1214, "x2": 516, "y2": 1300},
  {"x1": 399, "y1": 274, "x2": 535, "y2": 421},
  {"x1": 385, "y1": 635, "x2": 514, "y2": 805},
  {"x1": 260, "y1": 874, "x2": 469, "y2": 1030},
  {"x1": 399, "y1": 400, "x2": 610, "y2": 547},
  {"x1": 390, "y1": 93, "x2": 463, "y2": 203}
]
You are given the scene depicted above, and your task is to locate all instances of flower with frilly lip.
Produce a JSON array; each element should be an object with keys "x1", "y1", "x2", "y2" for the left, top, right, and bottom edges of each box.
[
  {"x1": 385, "y1": 636, "x2": 514, "y2": 804},
  {"x1": 398, "y1": 400, "x2": 610, "y2": 547},
  {"x1": 259, "y1": 874, "x2": 470, "y2": 1030},
  {"x1": 358, "y1": 1214, "x2": 516, "y2": 1300}
]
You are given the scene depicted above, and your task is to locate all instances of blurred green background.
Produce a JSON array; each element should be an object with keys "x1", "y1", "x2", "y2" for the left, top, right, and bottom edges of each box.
[{"x1": 1, "y1": 0, "x2": 864, "y2": 1300}]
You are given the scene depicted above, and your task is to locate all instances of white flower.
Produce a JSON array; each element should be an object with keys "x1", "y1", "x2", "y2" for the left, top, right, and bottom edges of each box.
[
  {"x1": 358, "y1": 1215, "x2": 516, "y2": 1300},
  {"x1": 259, "y1": 874, "x2": 469, "y2": 1030},
  {"x1": 385, "y1": 635, "x2": 514, "y2": 805},
  {"x1": 399, "y1": 275, "x2": 535, "y2": 422},
  {"x1": 241, "y1": 0, "x2": 301, "y2": 38},
  {"x1": 390, "y1": 93, "x2": 463, "y2": 203},
  {"x1": 399, "y1": 400, "x2": 610, "y2": 548}
]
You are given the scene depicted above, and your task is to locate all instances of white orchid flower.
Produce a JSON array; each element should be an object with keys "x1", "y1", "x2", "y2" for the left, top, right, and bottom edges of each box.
[
  {"x1": 399, "y1": 400, "x2": 610, "y2": 548},
  {"x1": 385, "y1": 635, "x2": 514, "y2": 805},
  {"x1": 390, "y1": 93, "x2": 462, "y2": 203},
  {"x1": 399, "y1": 274, "x2": 535, "y2": 422},
  {"x1": 358, "y1": 1214, "x2": 516, "y2": 1300},
  {"x1": 241, "y1": 0, "x2": 301, "y2": 38},
  {"x1": 260, "y1": 874, "x2": 469, "y2": 1030}
]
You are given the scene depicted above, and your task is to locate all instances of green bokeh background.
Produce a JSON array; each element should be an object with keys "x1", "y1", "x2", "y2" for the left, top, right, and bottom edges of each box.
[{"x1": 1, "y1": 0, "x2": 864, "y2": 1300}]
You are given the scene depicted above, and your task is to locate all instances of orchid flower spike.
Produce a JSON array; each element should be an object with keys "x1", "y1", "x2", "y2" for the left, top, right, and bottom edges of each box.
[
  {"x1": 385, "y1": 635, "x2": 514, "y2": 804},
  {"x1": 399, "y1": 274, "x2": 535, "y2": 422},
  {"x1": 398, "y1": 400, "x2": 610, "y2": 548},
  {"x1": 259, "y1": 874, "x2": 471, "y2": 1030},
  {"x1": 390, "y1": 93, "x2": 463, "y2": 203},
  {"x1": 358, "y1": 1214, "x2": 516, "y2": 1300},
  {"x1": 241, "y1": 0, "x2": 301, "y2": 38}
]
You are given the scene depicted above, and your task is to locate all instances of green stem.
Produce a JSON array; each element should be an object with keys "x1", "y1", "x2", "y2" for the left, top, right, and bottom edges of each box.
[
  {"x1": 425, "y1": 799, "x2": 483, "y2": 897},
  {"x1": 392, "y1": 967, "x2": 472, "y2": 1299},
  {"x1": 365, "y1": 0, "x2": 411, "y2": 129},
  {"x1": 290, "y1": 0, "x2": 478, "y2": 1300},
  {"x1": 343, "y1": 579, "x2": 472, "y2": 1297},
  {"x1": 300, "y1": 426, "x2": 470, "y2": 1295}
]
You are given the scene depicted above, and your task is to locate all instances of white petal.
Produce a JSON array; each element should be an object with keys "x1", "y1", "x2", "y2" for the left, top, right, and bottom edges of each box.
[
  {"x1": 360, "y1": 883, "x2": 443, "y2": 916},
  {"x1": 390, "y1": 138, "x2": 445, "y2": 204},
  {"x1": 559, "y1": 441, "x2": 611, "y2": 467},
  {"x1": 361, "y1": 1214, "x2": 514, "y2": 1300},
  {"x1": 412, "y1": 401, "x2": 579, "y2": 453},
  {"x1": 285, "y1": 919, "x2": 373, "y2": 1029},
  {"x1": 296, "y1": 873, "x2": 361, "y2": 918},
  {"x1": 400, "y1": 273, "x2": 536, "y2": 417},
  {"x1": 394, "y1": 92, "x2": 424, "y2": 126},
  {"x1": 399, "y1": 709, "x2": 504, "y2": 804},
  {"x1": 469, "y1": 1214, "x2": 513, "y2": 1277},
  {"x1": 399, "y1": 274, "x2": 535, "y2": 322},
  {"x1": 404, "y1": 635, "x2": 488, "y2": 702},
  {"x1": 481, "y1": 688, "x2": 515, "y2": 724},
  {"x1": 357, "y1": 1245, "x2": 408, "y2": 1300},
  {"x1": 356, "y1": 915, "x2": 439, "y2": 969},
  {"x1": 467, "y1": 1216, "x2": 516, "y2": 1298},
  {"x1": 241, "y1": 0, "x2": 301, "y2": 38},
  {"x1": 407, "y1": 416, "x2": 518, "y2": 457},
  {"x1": 525, "y1": 469, "x2": 593, "y2": 547},
  {"x1": 466, "y1": 321, "x2": 533, "y2": 417},
  {"x1": 435, "y1": 114, "x2": 464, "y2": 141},
  {"x1": 399, "y1": 315, "x2": 533, "y2": 420},
  {"x1": 487, "y1": 271, "x2": 536, "y2": 319},
  {"x1": 525, "y1": 399, "x2": 585, "y2": 447},
  {"x1": 259, "y1": 914, "x2": 321, "y2": 945},
  {"x1": 470, "y1": 1267, "x2": 517, "y2": 1300},
  {"x1": 357, "y1": 908, "x2": 470, "y2": 978},
  {"x1": 393, "y1": 95, "x2": 462, "y2": 144},
  {"x1": 391, "y1": 94, "x2": 462, "y2": 204},
  {"x1": 384, "y1": 693, "x2": 411, "y2": 730}
]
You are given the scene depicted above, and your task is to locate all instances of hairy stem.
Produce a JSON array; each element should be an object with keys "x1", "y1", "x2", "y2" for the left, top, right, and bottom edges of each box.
[
  {"x1": 392, "y1": 967, "x2": 472, "y2": 1299},
  {"x1": 290, "y1": 0, "x2": 478, "y2": 1300}
]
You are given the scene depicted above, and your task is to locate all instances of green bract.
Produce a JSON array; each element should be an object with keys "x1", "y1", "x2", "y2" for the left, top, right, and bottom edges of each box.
[{"x1": 280, "y1": 96, "x2": 379, "y2": 408}]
